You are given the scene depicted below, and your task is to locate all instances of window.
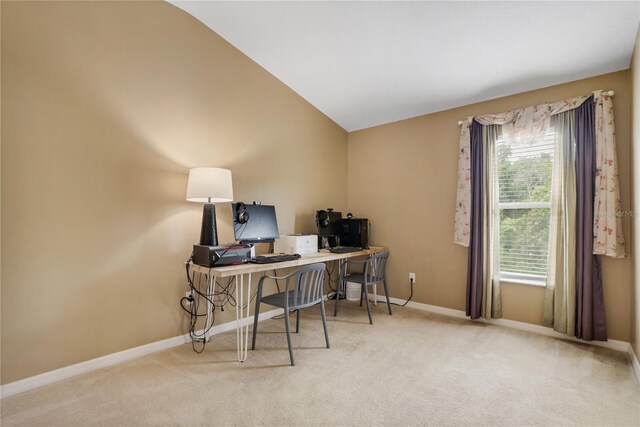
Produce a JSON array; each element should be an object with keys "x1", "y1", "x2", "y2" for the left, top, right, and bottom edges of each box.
[{"x1": 497, "y1": 131, "x2": 554, "y2": 285}]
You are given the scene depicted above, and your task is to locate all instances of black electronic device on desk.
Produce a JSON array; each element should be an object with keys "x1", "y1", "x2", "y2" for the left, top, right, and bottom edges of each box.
[
  {"x1": 193, "y1": 244, "x2": 253, "y2": 267},
  {"x1": 339, "y1": 216, "x2": 369, "y2": 249},
  {"x1": 250, "y1": 254, "x2": 302, "y2": 264}
]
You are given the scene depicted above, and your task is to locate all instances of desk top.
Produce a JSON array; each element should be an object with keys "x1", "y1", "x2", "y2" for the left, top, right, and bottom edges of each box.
[{"x1": 189, "y1": 246, "x2": 387, "y2": 277}]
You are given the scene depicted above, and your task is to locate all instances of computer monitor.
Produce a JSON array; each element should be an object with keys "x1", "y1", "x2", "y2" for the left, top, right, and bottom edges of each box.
[
  {"x1": 232, "y1": 203, "x2": 280, "y2": 244},
  {"x1": 316, "y1": 210, "x2": 342, "y2": 237}
]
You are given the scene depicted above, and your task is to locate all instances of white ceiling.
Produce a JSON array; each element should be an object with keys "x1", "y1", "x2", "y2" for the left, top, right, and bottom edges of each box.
[{"x1": 171, "y1": 1, "x2": 640, "y2": 132}]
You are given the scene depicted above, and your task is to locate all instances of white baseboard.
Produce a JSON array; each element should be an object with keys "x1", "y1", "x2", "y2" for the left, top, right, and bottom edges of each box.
[
  {"x1": 0, "y1": 308, "x2": 283, "y2": 399},
  {"x1": 376, "y1": 295, "x2": 631, "y2": 353},
  {"x1": 628, "y1": 344, "x2": 640, "y2": 384}
]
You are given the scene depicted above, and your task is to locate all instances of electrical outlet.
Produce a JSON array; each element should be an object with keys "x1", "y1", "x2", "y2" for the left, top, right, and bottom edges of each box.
[
  {"x1": 185, "y1": 291, "x2": 194, "y2": 305},
  {"x1": 409, "y1": 272, "x2": 416, "y2": 283}
]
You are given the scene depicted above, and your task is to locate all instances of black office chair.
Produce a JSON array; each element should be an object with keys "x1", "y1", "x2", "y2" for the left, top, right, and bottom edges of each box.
[
  {"x1": 251, "y1": 263, "x2": 330, "y2": 366},
  {"x1": 335, "y1": 251, "x2": 392, "y2": 324}
]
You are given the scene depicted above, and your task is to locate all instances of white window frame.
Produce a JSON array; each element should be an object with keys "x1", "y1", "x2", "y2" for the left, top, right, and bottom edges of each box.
[{"x1": 497, "y1": 138, "x2": 553, "y2": 287}]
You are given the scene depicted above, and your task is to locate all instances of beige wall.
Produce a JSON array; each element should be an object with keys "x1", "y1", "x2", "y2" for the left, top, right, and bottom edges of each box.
[
  {"x1": 631, "y1": 27, "x2": 640, "y2": 358},
  {"x1": 1, "y1": 1, "x2": 347, "y2": 384},
  {"x1": 348, "y1": 71, "x2": 633, "y2": 341}
]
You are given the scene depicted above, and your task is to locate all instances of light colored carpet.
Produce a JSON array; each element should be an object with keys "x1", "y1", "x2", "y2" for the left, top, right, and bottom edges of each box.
[{"x1": 2, "y1": 302, "x2": 639, "y2": 426}]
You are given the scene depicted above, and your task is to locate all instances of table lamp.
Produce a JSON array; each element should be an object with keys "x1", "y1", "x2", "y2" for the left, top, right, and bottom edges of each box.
[{"x1": 186, "y1": 167, "x2": 233, "y2": 247}]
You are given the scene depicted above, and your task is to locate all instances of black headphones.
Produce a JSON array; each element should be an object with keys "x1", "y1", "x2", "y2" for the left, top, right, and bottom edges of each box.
[
  {"x1": 316, "y1": 210, "x2": 330, "y2": 228},
  {"x1": 235, "y1": 202, "x2": 250, "y2": 224}
]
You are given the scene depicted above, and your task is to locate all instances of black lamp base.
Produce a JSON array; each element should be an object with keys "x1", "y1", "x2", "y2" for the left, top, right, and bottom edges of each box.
[{"x1": 199, "y1": 203, "x2": 218, "y2": 246}]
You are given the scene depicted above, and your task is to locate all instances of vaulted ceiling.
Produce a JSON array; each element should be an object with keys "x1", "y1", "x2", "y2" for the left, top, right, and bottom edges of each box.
[{"x1": 171, "y1": 1, "x2": 640, "y2": 131}]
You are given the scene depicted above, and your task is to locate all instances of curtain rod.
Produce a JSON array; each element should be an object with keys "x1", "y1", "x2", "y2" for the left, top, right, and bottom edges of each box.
[{"x1": 456, "y1": 90, "x2": 615, "y2": 125}]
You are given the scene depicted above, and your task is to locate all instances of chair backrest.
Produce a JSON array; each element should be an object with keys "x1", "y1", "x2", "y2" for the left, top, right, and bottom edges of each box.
[
  {"x1": 284, "y1": 263, "x2": 326, "y2": 309},
  {"x1": 364, "y1": 251, "x2": 389, "y2": 284}
]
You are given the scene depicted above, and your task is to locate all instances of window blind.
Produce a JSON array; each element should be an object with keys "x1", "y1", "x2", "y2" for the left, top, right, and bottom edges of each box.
[{"x1": 498, "y1": 132, "x2": 554, "y2": 278}]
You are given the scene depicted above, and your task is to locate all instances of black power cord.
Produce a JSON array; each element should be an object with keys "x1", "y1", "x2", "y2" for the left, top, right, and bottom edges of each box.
[
  {"x1": 324, "y1": 260, "x2": 342, "y2": 301},
  {"x1": 384, "y1": 277, "x2": 414, "y2": 307},
  {"x1": 398, "y1": 277, "x2": 414, "y2": 307},
  {"x1": 180, "y1": 224, "x2": 251, "y2": 352},
  {"x1": 181, "y1": 261, "x2": 214, "y2": 353}
]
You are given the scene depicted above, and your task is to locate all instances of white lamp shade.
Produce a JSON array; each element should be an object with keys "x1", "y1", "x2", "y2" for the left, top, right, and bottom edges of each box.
[{"x1": 186, "y1": 167, "x2": 234, "y2": 203}]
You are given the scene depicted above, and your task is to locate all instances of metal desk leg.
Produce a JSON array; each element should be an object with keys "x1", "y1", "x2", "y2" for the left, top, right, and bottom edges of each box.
[
  {"x1": 204, "y1": 273, "x2": 214, "y2": 342},
  {"x1": 235, "y1": 273, "x2": 252, "y2": 362},
  {"x1": 334, "y1": 259, "x2": 346, "y2": 317}
]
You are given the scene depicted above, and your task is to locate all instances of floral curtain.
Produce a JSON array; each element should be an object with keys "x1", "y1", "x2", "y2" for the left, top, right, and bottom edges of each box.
[
  {"x1": 593, "y1": 91, "x2": 626, "y2": 258},
  {"x1": 454, "y1": 91, "x2": 625, "y2": 259},
  {"x1": 454, "y1": 117, "x2": 472, "y2": 246}
]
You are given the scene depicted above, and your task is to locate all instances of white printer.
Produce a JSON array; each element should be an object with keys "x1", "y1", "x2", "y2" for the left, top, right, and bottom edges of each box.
[{"x1": 274, "y1": 234, "x2": 318, "y2": 255}]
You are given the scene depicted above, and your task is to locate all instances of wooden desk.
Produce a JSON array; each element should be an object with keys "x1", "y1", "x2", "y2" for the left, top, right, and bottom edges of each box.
[{"x1": 189, "y1": 246, "x2": 386, "y2": 361}]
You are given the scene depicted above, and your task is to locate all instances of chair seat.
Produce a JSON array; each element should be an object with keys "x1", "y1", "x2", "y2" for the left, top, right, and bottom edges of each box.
[{"x1": 261, "y1": 292, "x2": 318, "y2": 310}]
